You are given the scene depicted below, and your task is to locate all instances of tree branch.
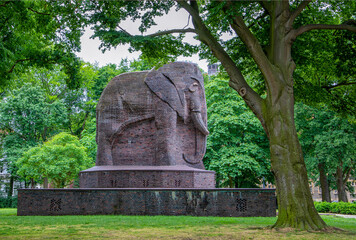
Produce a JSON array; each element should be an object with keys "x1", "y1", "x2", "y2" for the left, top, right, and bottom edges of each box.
[
  {"x1": 183, "y1": 14, "x2": 191, "y2": 29},
  {"x1": 322, "y1": 81, "x2": 356, "y2": 90},
  {"x1": 343, "y1": 167, "x2": 352, "y2": 185},
  {"x1": 258, "y1": 1, "x2": 272, "y2": 15},
  {"x1": 0, "y1": 16, "x2": 11, "y2": 32},
  {"x1": 144, "y1": 28, "x2": 196, "y2": 37},
  {"x1": 177, "y1": 0, "x2": 265, "y2": 130},
  {"x1": 247, "y1": 10, "x2": 268, "y2": 29},
  {"x1": 117, "y1": 23, "x2": 196, "y2": 38},
  {"x1": 289, "y1": 23, "x2": 356, "y2": 40},
  {"x1": 0, "y1": 1, "x2": 11, "y2": 8},
  {"x1": 287, "y1": 0, "x2": 312, "y2": 28},
  {"x1": 8, "y1": 59, "x2": 31, "y2": 73},
  {"x1": 118, "y1": 25, "x2": 132, "y2": 36},
  {"x1": 222, "y1": 2, "x2": 276, "y2": 89},
  {"x1": 28, "y1": 7, "x2": 50, "y2": 16},
  {"x1": 281, "y1": 0, "x2": 290, "y2": 14}
]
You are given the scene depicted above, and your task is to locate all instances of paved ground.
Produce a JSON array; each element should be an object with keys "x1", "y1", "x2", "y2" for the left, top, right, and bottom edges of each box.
[
  {"x1": 320, "y1": 213, "x2": 356, "y2": 219},
  {"x1": 335, "y1": 214, "x2": 356, "y2": 219}
]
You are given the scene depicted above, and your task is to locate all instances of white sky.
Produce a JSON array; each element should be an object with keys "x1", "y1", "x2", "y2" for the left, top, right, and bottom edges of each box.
[{"x1": 76, "y1": 9, "x2": 209, "y2": 72}]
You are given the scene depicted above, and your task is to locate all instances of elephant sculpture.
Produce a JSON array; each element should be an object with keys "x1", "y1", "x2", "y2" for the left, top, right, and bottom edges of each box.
[{"x1": 96, "y1": 62, "x2": 209, "y2": 169}]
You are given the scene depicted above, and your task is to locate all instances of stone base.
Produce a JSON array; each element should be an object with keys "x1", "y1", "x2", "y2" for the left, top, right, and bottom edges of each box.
[
  {"x1": 79, "y1": 165, "x2": 215, "y2": 188},
  {"x1": 17, "y1": 188, "x2": 276, "y2": 217}
]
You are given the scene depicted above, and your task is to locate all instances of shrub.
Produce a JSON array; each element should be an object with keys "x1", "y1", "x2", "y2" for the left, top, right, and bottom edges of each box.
[
  {"x1": 314, "y1": 201, "x2": 332, "y2": 213},
  {"x1": 314, "y1": 202, "x2": 356, "y2": 215},
  {"x1": 0, "y1": 197, "x2": 17, "y2": 208}
]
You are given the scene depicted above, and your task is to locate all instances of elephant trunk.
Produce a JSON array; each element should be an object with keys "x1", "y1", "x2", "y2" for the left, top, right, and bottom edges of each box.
[
  {"x1": 191, "y1": 111, "x2": 209, "y2": 136},
  {"x1": 183, "y1": 82, "x2": 209, "y2": 167}
]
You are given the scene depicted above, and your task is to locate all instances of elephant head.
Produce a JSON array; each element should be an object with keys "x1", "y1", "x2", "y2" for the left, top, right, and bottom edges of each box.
[{"x1": 145, "y1": 62, "x2": 209, "y2": 168}]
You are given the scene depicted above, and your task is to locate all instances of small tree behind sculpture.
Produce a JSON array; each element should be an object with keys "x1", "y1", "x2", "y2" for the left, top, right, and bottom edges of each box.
[{"x1": 17, "y1": 133, "x2": 91, "y2": 188}]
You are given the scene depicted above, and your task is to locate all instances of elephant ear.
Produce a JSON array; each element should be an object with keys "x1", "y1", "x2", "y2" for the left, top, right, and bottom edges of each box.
[{"x1": 144, "y1": 69, "x2": 185, "y2": 118}]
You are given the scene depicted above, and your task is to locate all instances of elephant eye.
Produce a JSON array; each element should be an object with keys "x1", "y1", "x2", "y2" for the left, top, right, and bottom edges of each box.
[{"x1": 189, "y1": 83, "x2": 199, "y2": 92}]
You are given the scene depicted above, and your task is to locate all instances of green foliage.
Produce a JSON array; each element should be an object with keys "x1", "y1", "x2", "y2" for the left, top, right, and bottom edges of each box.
[
  {"x1": 295, "y1": 102, "x2": 356, "y2": 192},
  {"x1": 17, "y1": 132, "x2": 92, "y2": 188},
  {"x1": 292, "y1": 3, "x2": 356, "y2": 117},
  {"x1": 0, "y1": 84, "x2": 67, "y2": 180},
  {"x1": 0, "y1": 0, "x2": 86, "y2": 91},
  {"x1": 10, "y1": 62, "x2": 98, "y2": 137},
  {"x1": 314, "y1": 202, "x2": 356, "y2": 215},
  {"x1": 80, "y1": 118, "x2": 97, "y2": 165},
  {"x1": 0, "y1": 197, "x2": 17, "y2": 208},
  {"x1": 90, "y1": 62, "x2": 126, "y2": 102},
  {"x1": 204, "y1": 77, "x2": 272, "y2": 188},
  {"x1": 0, "y1": 84, "x2": 67, "y2": 142}
]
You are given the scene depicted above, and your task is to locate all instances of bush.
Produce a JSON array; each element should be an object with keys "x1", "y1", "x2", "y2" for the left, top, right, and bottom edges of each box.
[
  {"x1": 0, "y1": 197, "x2": 17, "y2": 208},
  {"x1": 314, "y1": 201, "x2": 332, "y2": 213},
  {"x1": 314, "y1": 202, "x2": 356, "y2": 215}
]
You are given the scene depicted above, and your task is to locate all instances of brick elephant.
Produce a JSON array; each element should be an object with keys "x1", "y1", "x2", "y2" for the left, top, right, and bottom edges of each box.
[{"x1": 96, "y1": 62, "x2": 209, "y2": 169}]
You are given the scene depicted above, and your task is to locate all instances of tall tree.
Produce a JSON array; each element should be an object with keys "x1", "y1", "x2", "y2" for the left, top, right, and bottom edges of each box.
[
  {"x1": 295, "y1": 103, "x2": 356, "y2": 202},
  {"x1": 86, "y1": 1, "x2": 356, "y2": 230},
  {"x1": 204, "y1": 76, "x2": 272, "y2": 188},
  {"x1": 0, "y1": 84, "x2": 67, "y2": 195}
]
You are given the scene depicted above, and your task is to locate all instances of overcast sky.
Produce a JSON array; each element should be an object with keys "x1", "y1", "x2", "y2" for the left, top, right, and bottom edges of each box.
[{"x1": 76, "y1": 9, "x2": 209, "y2": 72}]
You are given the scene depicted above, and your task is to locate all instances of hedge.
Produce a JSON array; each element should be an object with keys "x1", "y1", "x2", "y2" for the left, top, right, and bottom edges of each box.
[
  {"x1": 314, "y1": 201, "x2": 356, "y2": 215},
  {"x1": 0, "y1": 197, "x2": 17, "y2": 208}
]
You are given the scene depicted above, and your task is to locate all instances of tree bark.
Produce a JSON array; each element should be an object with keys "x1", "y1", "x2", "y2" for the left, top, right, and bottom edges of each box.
[
  {"x1": 7, "y1": 176, "x2": 14, "y2": 198},
  {"x1": 228, "y1": 176, "x2": 234, "y2": 188},
  {"x1": 318, "y1": 163, "x2": 331, "y2": 202},
  {"x1": 262, "y1": 1, "x2": 327, "y2": 229},
  {"x1": 31, "y1": 178, "x2": 35, "y2": 189},
  {"x1": 263, "y1": 84, "x2": 326, "y2": 230},
  {"x1": 43, "y1": 177, "x2": 48, "y2": 189},
  {"x1": 336, "y1": 163, "x2": 348, "y2": 202}
]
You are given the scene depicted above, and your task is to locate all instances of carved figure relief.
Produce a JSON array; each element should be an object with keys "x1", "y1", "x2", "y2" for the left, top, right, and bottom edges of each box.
[{"x1": 96, "y1": 62, "x2": 209, "y2": 169}]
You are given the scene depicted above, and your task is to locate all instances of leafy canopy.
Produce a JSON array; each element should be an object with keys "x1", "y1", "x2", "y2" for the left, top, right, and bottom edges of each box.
[
  {"x1": 295, "y1": 102, "x2": 356, "y2": 193},
  {"x1": 0, "y1": 0, "x2": 87, "y2": 91},
  {"x1": 204, "y1": 76, "x2": 272, "y2": 188},
  {"x1": 0, "y1": 83, "x2": 67, "y2": 177}
]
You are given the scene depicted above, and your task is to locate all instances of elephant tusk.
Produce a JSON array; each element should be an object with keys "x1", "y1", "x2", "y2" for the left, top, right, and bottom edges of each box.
[{"x1": 191, "y1": 111, "x2": 209, "y2": 135}]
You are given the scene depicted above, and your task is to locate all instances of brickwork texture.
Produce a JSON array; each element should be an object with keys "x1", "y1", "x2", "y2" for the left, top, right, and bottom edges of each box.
[{"x1": 17, "y1": 188, "x2": 276, "y2": 217}]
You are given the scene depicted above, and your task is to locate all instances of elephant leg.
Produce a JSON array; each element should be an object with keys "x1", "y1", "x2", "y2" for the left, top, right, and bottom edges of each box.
[
  {"x1": 153, "y1": 94, "x2": 179, "y2": 166},
  {"x1": 96, "y1": 131, "x2": 113, "y2": 166}
]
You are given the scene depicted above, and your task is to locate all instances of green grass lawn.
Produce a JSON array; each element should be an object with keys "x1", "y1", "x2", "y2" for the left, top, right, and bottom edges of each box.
[{"x1": 1, "y1": 208, "x2": 355, "y2": 239}]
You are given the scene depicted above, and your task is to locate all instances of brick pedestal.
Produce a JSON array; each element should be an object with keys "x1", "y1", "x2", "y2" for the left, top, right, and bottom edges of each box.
[{"x1": 79, "y1": 165, "x2": 215, "y2": 188}]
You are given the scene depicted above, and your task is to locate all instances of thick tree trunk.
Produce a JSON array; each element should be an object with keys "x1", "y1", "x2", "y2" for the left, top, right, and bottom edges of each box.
[
  {"x1": 263, "y1": 87, "x2": 326, "y2": 230},
  {"x1": 336, "y1": 164, "x2": 348, "y2": 202},
  {"x1": 318, "y1": 163, "x2": 331, "y2": 202},
  {"x1": 7, "y1": 176, "x2": 14, "y2": 198},
  {"x1": 228, "y1": 176, "x2": 234, "y2": 188},
  {"x1": 43, "y1": 177, "x2": 48, "y2": 189}
]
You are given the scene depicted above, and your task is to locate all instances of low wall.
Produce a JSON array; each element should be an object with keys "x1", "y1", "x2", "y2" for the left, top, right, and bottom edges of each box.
[{"x1": 17, "y1": 188, "x2": 276, "y2": 217}]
